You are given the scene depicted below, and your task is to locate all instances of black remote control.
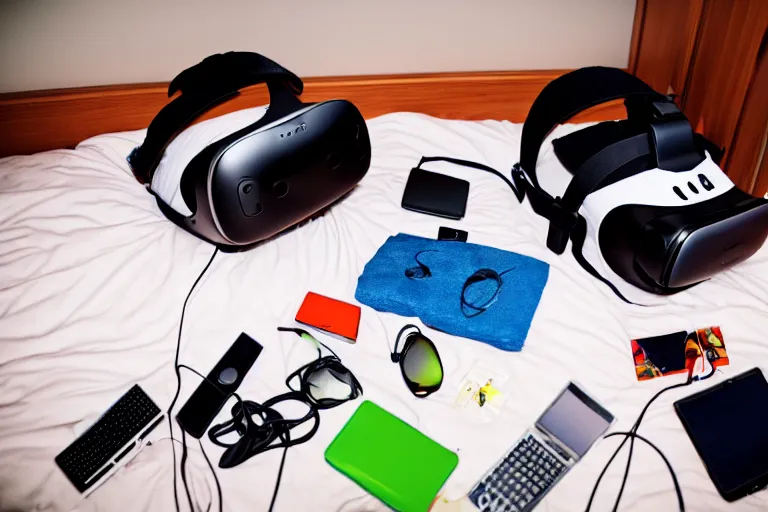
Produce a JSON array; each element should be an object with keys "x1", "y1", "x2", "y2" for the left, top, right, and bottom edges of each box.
[{"x1": 176, "y1": 333, "x2": 263, "y2": 439}]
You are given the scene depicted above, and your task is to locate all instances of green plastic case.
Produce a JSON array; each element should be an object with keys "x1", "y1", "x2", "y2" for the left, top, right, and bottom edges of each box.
[{"x1": 325, "y1": 400, "x2": 459, "y2": 512}]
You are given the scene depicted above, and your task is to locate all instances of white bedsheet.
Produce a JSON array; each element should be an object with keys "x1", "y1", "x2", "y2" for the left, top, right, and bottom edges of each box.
[{"x1": 1, "y1": 112, "x2": 767, "y2": 512}]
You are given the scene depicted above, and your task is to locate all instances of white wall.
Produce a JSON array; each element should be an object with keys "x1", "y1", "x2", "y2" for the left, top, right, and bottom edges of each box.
[{"x1": 0, "y1": 0, "x2": 636, "y2": 93}]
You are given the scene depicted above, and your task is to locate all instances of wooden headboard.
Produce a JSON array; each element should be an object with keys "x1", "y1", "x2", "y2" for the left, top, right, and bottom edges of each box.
[{"x1": 0, "y1": 70, "x2": 625, "y2": 158}]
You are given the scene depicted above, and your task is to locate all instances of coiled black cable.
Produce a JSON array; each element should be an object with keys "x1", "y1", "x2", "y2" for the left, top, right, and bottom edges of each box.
[{"x1": 461, "y1": 268, "x2": 514, "y2": 318}]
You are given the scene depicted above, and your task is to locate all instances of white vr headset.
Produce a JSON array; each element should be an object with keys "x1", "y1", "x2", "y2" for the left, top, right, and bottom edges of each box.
[{"x1": 510, "y1": 67, "x2": 768, "y2": 303}]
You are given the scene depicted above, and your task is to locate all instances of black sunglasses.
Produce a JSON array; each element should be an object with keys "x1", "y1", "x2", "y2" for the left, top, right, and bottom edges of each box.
[{"x1": 391, "y1": 324, "x2": 444, "y2": 398}]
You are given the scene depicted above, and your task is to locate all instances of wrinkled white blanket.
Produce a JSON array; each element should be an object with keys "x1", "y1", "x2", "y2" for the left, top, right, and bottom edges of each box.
[{"x1": 1, "y1": 111, "x2": 767, "y2": 512}]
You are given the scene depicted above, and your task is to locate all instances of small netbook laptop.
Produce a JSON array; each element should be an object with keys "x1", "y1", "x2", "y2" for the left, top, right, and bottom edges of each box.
[
  {"x1": 55, "y1": 385, "x2": 164, "y2": 497},
  {"x1": 468, "y1": 382, "x2": 614, "y2": 512}
]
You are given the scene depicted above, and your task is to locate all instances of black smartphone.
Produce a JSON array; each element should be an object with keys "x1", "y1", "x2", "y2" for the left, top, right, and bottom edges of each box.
[
  {"x1": 438, "y1": 226, "x2": 468, "y2": 242},
  {"x1": 176, "y1": 333, "x2": 263, "y2": 439}
]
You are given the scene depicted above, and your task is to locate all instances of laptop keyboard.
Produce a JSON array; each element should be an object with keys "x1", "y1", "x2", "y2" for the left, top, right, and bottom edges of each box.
[
  {"x1": 55, "y1": 385, "x2": 162, "y2": 493},
  {"x1": 469, "y1": 434, "x2": 567, "y2": 512}
]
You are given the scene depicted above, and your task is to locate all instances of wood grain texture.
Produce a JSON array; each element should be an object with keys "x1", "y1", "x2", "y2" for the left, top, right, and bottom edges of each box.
[
  {"x1": 0, "y1": 70, "x2": 626, "y2": 158},
  {"x1": 756, "y1": 146, "x2": 768, "y2": 198},
  {"x1": 627, "y1": 0, "x2": 647, "y2": 74},
  {"x1": 726, "y1": 32, "x2": 768, "y2": 194},
  {"x1": 681, "y1": 0, "x2": 768, "y2": 191},
  {"x1": 630, "y1": 0, "x2": 768, "y2": 195},
  {"x1": 631, "y1": 0, "x2": 704, "y2": 98}
]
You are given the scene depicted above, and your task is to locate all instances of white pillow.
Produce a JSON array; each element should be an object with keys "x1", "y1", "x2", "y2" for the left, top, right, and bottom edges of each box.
[{"x1": 150, "y1": 106, "x2": 269, "y2": 216}]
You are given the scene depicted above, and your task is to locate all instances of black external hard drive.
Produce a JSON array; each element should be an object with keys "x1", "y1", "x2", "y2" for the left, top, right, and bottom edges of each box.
[{"x1": 401, "y1": 168, "x2": 469, "y2": 220}]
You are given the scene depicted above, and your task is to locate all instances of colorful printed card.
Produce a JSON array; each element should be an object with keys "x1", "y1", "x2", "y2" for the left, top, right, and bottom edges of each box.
[{"x1": 631, "y1": 326, "x2": 728, "y2": 381}]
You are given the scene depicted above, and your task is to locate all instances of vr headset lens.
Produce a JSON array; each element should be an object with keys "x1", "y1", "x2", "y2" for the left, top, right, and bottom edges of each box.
[
  {"x1": 668, "y1": 202, "x2": 768, "y2": 288},
  {"x1": 624, "y1": 194, "x2": 768, "y2": 290}
]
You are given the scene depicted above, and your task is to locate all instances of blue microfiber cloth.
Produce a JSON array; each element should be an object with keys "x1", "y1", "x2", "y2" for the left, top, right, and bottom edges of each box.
[{"x1": 355, "y1": 234, "x2": 549, "y2": 351}]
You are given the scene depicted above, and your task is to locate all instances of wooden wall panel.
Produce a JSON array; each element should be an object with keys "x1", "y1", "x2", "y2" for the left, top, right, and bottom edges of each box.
[
  {"x1": 725, "y1": 31, "x2": 768, "y2": 194},
  {"x1": 681, "y1": 0, "x2": 768, "y2": 190},
  {"x1": 629, "y1": 0, "x2": 703, "y2": 98},
  {"x1": 630, "y1": 0, "x2": 768, "y2": 195},
  {"x1": 0, "y1": 70, "x2": 626, "y2": 158},
  {"x1": 755, "y1": 150, "x2": 768, "y2": 199},
  {"x1": 627, "y1": 0, "x2": 647, "y2": 74}
]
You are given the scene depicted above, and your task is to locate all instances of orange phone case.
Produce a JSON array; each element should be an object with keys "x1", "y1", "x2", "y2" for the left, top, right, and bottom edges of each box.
[{"x1": 295, "y1": 292, "x2": 361, "y2": 343}]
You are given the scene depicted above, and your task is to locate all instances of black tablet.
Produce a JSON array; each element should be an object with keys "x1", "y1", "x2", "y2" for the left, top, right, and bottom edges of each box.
[{"x1": 674, "y1": 368, "x2": 768, "y2": 502}]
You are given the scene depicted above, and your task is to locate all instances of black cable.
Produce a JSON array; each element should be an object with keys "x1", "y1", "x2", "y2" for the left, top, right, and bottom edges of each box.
[
  {"x1": 604, "y1": 432, "x2": 685, "y2": 512},
  {"x1": 199, "y1": 439, "x2": 221, "y2": 512},
  {"x1": 586, "y1": 353, "x2": 718, "y2": 512},
  {"x1": 405, "y1": 250, "x2": 437, "y2": 279},
  {"x1": 268, "y1": 447, "x2": 289, "y2": 512},
  {"x1": 167, "y1": 248, "x2": 219, "y2": 512},
  {"x1": 177, "y1": 329, "x2": 360, "y2": 510},
  {"x1": 180, "y1": 428, "x2": 194, "y2": 512},
  {"x1": 612, "y1": 377, "x2": 694, "y2": 511},
  {"x1": 460, "y1": 267, "x2": 514, "y2": 318},
  {"x1": 612, "y1": 351, "x2": 717, "y2": 511},
  {"x1": 585, "y1": 374, "x2": 692, "y2": 512},
  {"x1": 416, "y1": 156, "x2": 525, "y2": 201},
  {"x1": 166, "y1": 253, "x2": 361, "y2": 512},
  {"x1": 276, "y1": 326, "x2": 341, "y2": 361}
]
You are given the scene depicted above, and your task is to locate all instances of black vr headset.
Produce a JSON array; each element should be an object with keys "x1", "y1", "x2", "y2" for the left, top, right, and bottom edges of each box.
[
  {"x1": 513, "y1": 67, "x2": 768, "y2": 301},
  {"x1": 129, "y1": 52, "x2": 371, "y2": 249}
]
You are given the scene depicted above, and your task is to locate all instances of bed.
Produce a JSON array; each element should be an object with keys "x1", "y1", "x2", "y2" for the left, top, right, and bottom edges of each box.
[{"x1": 1, "y1": 108, "x2": 767, "y2": 512}]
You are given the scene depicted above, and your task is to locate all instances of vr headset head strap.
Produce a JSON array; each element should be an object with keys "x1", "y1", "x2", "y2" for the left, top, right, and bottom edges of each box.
[
  {"x1": 128, "y1": 52, "x2": 304, "y2": 183},
  {"x1": 519, "y1": 66, "x2": 664, "y2": 187}
]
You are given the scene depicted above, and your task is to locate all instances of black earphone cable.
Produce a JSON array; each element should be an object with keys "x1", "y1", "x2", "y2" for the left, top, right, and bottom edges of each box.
[
  {"x1": 603, "y1": 432, "x2": 685, "y2": 512},
  {"x1": 200, "y1": 438, "x2": 222, "y2": 512},
  {"x1": 405, "y1": 250, "x2": 437, "y2": 279},
  {"x1": 610, "y1": 376, "x2": 692, "y2": 512},
  {"x1": 179, "y1": 428, "x2": 194, "y2": 512},
  {"x1": 207, "y1": 393, "x2": 321, "y2": 511},
  {"x1": 583, "y1": 375, "x2": 691, "y2": 512},
  {"x1": 166, "y1": 250, "x2": 362, "y2": 512},
  {"x1": 611, "y1": 350, "x2": 717, "y2": 511},
  {"x1": 460, "y1": 267, "x2": 514, "y2": 318},
  {"x1": 268, "y1": 447, "x2": 290, "y2": 512},
  {"x1": 167, "y1": 247, "x2": 219, "y2": 512},
  {"x1": 202, "y1": 329, "x2": 360, "y2": 510},
  {"x1": 586, "y1": 350, "x2": 717, "y2": 512}
]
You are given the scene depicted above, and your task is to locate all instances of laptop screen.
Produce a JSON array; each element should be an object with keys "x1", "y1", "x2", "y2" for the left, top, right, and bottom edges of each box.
[{"x1": 536, "y1": 383, "x2": 614, "y2": 458}]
